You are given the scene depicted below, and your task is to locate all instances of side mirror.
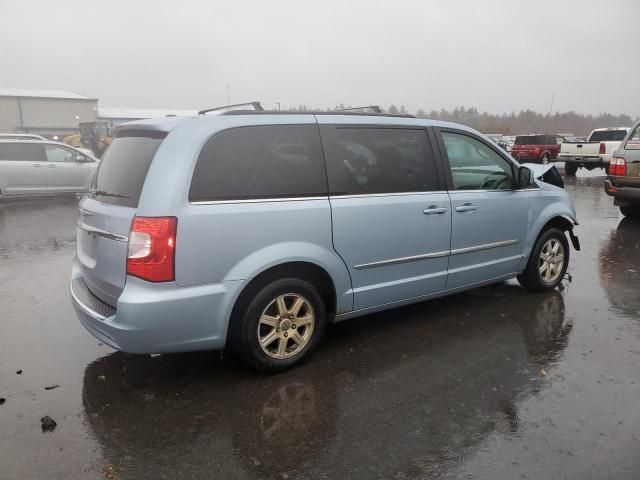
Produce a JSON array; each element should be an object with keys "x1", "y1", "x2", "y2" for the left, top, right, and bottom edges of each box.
[
  {"x1": 517, "y1": 166, "x2": 532, "y2": 189},
  {"x1": 75, "y1": 155, "x2": 88, "y2": 163}
]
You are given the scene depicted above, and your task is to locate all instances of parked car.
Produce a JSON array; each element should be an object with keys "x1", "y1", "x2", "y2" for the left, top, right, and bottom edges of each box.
[
  {"x1": 559, "y1": 127, "x2": 629, "y2": 176},
  {"x1": 510, "y1": 134, "x2": 563, "y2": 164},
  {"x1": 604, "y1": 121, "x2": 640, "y2": 218},
  {"x1": 0, "y1": 139, "x2": 98, "y2": 196},
  {"x1": 0, "y1": 133, "x2": 47, "y2": 141},
  {"x1": 70, "y1": 112, "x2": 579, "y2": 372}
]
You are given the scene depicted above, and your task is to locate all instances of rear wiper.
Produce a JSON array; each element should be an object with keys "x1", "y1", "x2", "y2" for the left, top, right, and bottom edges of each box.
[{"x1": 88, "y1": 190, "x2": 130, "y2": 199}]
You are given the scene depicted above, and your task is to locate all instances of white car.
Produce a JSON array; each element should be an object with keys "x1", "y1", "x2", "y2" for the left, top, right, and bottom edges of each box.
[
  {"x1": 558, "y1": 127, "x2": 629, "y2": 175},
  {"x1": 0, "y1": 133, "x2": 47, "y2": 141},
  {"x1": 0, "y1": 139, "x2": 98, "y2": 196}
]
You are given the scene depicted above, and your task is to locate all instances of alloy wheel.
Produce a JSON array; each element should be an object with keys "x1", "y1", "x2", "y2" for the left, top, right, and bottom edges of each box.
[
  {"x1": 539, "y1": 239, "x2": 565, "y2": 283},
  {"x1": 257, "y1": 293, "x2": 315, "y2": 359}
]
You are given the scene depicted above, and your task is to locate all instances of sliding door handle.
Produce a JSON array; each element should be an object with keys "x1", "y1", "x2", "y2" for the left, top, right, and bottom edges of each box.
[{"x1": 423, "y1": 206, "x2": 448, "y2": 215}]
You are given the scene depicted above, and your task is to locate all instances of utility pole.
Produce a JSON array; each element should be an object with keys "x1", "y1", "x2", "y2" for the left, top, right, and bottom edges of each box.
[
  {"x1": 276, "y1": 102, "x2": 281, "y2": 111},
  {"x1": 549, "y1": 93, "x2": 555, "y2": 115}
]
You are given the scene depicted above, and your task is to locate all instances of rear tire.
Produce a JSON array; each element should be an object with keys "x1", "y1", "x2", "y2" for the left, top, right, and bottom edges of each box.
[
  {"x1": 230, "y1": 277, "x2": 327, "y2": 372},
  {"x1": 517, "y1": 228, "x2": 570, "y2": 291},
  {"x1": 620, "y1": 206, "x2": 640, "y2": 218},
  {"x1": 564, "y1": 162, "x2": 578, "y2": 176},
  {"x1": 604, "y1": 164, "x2": 610, "y2": 175},
  {"x1": 541, "y1": 154, "x2": 550, "y2": 165}
]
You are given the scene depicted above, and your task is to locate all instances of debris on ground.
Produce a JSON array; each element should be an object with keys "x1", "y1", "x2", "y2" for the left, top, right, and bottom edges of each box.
[
  {"x1": 104, "y1": 465, "x2": 114, "y2": 479},
  {"x1": 16, "y1": 370, "x2": 22, "y2": 375},
  {"x1": 44, "y1": 384, "x2": 60, "y2": 391},
  {"x1": 40, "y1": 416, "x2": 57, "y2": 432},
  {"x1": 0, "y1": 398, "x2": 6, "y2": 405}
]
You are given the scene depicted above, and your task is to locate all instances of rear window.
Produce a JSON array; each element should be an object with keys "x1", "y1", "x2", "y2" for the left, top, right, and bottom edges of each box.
[
  {"x1": 514, "y1": 135, "x2": 557, "y2": 145},
  {"x1": 514, "y1": 135, "x2": 542, "y2": 145},
  {"x1": 589, "y1": 130, "x2": 628, "y2": 142},
  {"x1": 0, "y1": 143, "x2": 46, "y2": 161},
  {"x1": 189, "y1": 125, "x2": 327, "y2": 202},
  {"x1": 89, "y1": 131, "x2": 166, "y2": 207}
]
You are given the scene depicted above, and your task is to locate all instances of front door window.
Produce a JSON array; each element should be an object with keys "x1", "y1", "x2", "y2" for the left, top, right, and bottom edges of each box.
[{"x1": 442, "y1": 132, "x2": 514, "y2": 190}]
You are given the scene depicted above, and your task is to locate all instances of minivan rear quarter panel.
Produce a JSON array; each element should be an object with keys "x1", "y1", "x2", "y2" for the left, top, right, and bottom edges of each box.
[{"x1": 139, "y1": 115, "x2": 353, "y2": 313}]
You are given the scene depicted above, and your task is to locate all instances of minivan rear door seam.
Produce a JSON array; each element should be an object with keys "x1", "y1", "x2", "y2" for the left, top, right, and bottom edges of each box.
[{"x1": 314, "y1": 116, "x2": 355, "y2": 312}]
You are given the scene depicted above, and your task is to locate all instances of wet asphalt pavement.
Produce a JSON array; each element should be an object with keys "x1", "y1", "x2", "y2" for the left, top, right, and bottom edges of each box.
[{"x1": 1, "y1": 171, "x2": 639, "y2": 480}]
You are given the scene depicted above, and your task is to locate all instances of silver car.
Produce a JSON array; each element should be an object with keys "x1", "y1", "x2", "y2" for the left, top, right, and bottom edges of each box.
[
  {"x1": 70, "y1": 111, "x2": 580, "y2": 372},
  {"x1": 0, "y1": 139, "x2": 98, "y2": 196}
]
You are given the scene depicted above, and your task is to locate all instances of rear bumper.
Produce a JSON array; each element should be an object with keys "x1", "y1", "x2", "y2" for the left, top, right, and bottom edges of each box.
[
  {"x1": 605, "y1": 178, "x2": 640, "y2": 202},
  {"x1": 559, "y1": 155, "x2": 606, "y2": 165},
  {"x1": 70, "y1": 256, "x2": 240, "y2": 353}
]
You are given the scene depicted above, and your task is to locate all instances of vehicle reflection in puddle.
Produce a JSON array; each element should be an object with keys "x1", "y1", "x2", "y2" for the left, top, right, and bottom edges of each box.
[
  {"x1": 82, "y1": 285, "x2": 571, "y2": 479},
  {"x1": 600, "y1": 217, "x2": 640, "y2": 333}
]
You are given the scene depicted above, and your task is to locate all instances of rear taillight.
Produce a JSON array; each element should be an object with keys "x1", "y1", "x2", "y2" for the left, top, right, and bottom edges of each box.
[
  {"x1": 127, "y1": 216, "x2": 177, "y2": 282},
  {"x1": 599, "y1": 142, "x2": 606, "y2": 154},
  {"x1": 609, "y1": 157, "x2": 627, "y2": 176}
]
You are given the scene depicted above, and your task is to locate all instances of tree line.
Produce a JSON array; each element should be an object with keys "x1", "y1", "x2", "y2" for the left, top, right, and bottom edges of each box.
[{"x1": 285, "y1": 104, "x2": 637, "y2": 136}]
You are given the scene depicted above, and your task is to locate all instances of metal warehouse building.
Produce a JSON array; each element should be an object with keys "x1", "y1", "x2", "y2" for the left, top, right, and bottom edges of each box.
[{"x1": 0, "y1": 88, "x2": 98, "y2": 137}]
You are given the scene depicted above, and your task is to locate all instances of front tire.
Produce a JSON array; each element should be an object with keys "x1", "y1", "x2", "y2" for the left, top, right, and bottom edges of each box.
[
  {"x1": 620, "y1": 205, "x2": 640, "y2": 218},
  {"x1": 517, "y1": 228, "x2": 570, "y2": 291},
  {"x1": 541, "y1": 154, "x2": 550, "y2": 165},
  {"x1": 231, "y1": 278, "x2": 327, "y2": 372},
  {"x1": 564, "y1": 162, "x2": 578, "y2": 176}
]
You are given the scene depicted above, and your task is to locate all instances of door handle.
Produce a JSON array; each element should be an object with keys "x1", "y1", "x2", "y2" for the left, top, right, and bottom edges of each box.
[
  {"x1": 47, "y1": 164, "x2": 56, "y2": 168},
  {"x1": 32, "y1": 164, "x2": 42, "y2": 168},
  {"x1": 455, "y1": 204, "x2": 478, "y2": 212},
  {"x1": 423, "y1": 206, "x2": 448, "y2": 215}
]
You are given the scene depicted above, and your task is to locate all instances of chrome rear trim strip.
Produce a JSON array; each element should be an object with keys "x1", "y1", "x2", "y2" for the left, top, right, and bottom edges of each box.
[
  {"x1": 353, "y1": 250, "x2": 450, "y2": 270},
  {"x1": 76, "y1": 219, "x2": 128, "y2": 242},
  {"x1": 190, "y1": 196, "x2": 328, "y2": 205},
  {"x1": 450, "y1": 239, "x2": 518, "y2": 255}
]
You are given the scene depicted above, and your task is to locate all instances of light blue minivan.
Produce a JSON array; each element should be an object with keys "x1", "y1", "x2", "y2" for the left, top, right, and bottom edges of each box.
[{"x1": 70, "y1": 110, "x2": 580, "y2": 371}]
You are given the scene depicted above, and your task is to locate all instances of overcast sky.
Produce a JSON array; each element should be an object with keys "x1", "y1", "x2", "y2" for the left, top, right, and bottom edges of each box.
[{"x1": 1, "y1": 0, "x2": 638, "y2": 116}]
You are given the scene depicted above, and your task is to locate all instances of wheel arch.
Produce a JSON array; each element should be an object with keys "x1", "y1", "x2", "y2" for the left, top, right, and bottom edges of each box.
[
  {"x1": 520, "y1": 212, "x2": 579, "y2": 271},
  {"x1": 226, "y1": 261, "x2": 342, "y2": 345}
]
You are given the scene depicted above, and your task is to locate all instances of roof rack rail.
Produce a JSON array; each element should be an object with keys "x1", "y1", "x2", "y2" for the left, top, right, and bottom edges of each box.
[
  {"x1": 334, "y1": 105, "x2": 384, "y2": 114},
  {"x1": 222, "y1": 110, "x2": 416, "y2": 118},
  {"x1": 198, "y1": 101, "x2": 264, "y2": 115}
]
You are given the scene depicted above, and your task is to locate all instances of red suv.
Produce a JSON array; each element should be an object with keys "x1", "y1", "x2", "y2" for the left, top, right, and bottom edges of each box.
[{"x1": 511, "y1": 134, "x2": 564, "y2": 164}]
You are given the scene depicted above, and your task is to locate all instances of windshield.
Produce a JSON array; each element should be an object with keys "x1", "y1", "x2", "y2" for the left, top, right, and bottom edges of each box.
[
  {"x1": 589, "y1": 130, "x2": 627, "y2": 142},
  {"x1": 89, "y1": 131, "x2": 166, "y2": 207}
]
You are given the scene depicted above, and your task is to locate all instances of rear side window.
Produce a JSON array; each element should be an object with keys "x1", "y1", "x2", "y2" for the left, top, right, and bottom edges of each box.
[
  {"x1": 321, "y1": 127, "x2": 437, "y2": 195},
  {"x1": 190, "y1": 125, "x2": 327, "y2": 201},
  {"x1": 0, "y1": 143, "x2": 46, "y2": 161},
  {"x1": 89, "y1": 131, "x2": 166, "y2": 207},
  {"x1": 514, "y1": 135, "x2": 544, "y2": 145},
  {"x1": 625, "y1": 125, "x2": 640, "y2": 150},
  {"x1": 589, "y1": 130, "x2": 628, "y2": 142}
]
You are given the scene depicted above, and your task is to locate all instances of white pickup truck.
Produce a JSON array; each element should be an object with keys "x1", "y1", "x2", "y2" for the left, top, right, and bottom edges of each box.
[{"x1": 558, "y1": 127, "x2": 629, "y2": 176}]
